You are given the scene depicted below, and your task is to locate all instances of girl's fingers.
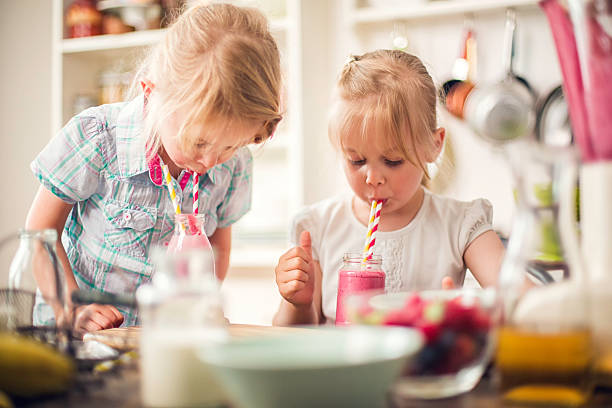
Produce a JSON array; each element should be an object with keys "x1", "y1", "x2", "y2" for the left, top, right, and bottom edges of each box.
[
  {"x1": 91, "y1": 311, "x2": 113, "y2": 329},
  {"x1": 104, "y1": 305, "x2": 124, "y2": 325},
  {"x1": 83, "y1": 320, "x2": 104, "y2": 333},
  {"x1": 278, "y1": 269, "x2": 309, "y2": 285},
  {"x1": 276, "y1": 258, "x2": 309, "y2": 281},
  {"x1": 281, "y1": 247, "x2": 311, "y2": 263},
  {"x1": 279, "y1": 256, "x2": 309, "y2": 272},
  {"x1": 75, "y1": 304, "x2": 123, "y2": 332},
  {"x1": 75, "y1": 305, "x2": 96, "y2": 323},
  {"x1": 281, "y1": 280, "x2": 306, "y2": 295}
]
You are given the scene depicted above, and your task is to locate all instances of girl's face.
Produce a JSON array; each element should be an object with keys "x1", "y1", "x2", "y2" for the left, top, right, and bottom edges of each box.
[
  {"x1": 340, "y1": 124, "x2": 443, "y2": 222},
  {"x1": 159, "y1": 108, "x2": 263, "y2": 174}
]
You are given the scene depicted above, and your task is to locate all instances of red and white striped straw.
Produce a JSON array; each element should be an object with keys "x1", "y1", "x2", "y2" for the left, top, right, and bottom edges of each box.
[
  {"x1": 192, "y1": 172, "x2": 199, "y2": 214},
  {"x1": 362, "y1": 199, "x2": 383, "y2": 264}
]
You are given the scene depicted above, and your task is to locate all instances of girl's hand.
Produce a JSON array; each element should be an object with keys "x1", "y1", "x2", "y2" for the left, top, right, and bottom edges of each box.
[
  {"x1": 275, "y1": 231, "x2": 315, "y2": 307},
  {"x1": 74, "y1": 304, "x2": 124, "y2": 338},
  {"x1": 442, "y1": 276, "x2": 456, "y2": 290}
]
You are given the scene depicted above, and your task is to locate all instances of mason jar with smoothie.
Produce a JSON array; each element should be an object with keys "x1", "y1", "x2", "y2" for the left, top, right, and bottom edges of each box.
[{"x1": 335, "y1": 253, "x2": 385, "y2": 325}]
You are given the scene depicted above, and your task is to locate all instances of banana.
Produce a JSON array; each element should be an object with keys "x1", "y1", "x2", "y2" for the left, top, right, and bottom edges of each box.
[
  {"x1": 0, "y1": 391, "x2": 13, "y2": 408},
  {"x1": 0, "y1": 333, "x2": 75, "y2": 398}
]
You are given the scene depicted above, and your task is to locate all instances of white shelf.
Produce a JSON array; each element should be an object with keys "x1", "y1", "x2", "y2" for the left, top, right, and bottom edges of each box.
[
  {"x1": 61, "y1": 17, "x2": 289, "y2": 54},
  {"x1": 351, "y1": 0, "x2": 539, "y2": 24},
  {"x1": 61, "y1": 29, "x2": 165, "y2": 54}
]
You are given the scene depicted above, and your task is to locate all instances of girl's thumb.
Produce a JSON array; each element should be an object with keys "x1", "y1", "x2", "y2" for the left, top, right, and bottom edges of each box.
[{"x1": 299, "y1": 230, "x2": 312, "y2": 258}]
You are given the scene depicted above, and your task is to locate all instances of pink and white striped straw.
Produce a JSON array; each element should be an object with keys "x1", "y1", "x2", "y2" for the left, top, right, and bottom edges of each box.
[
  {"x1": 362, "y1": 199, "x2": 383, "y2": 264},
  {"x1": 192, "y1": 172, "x2": 200, "y2": 214}
]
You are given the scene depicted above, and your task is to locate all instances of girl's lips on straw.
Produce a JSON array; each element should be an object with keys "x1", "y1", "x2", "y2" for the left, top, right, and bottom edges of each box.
[{"x1": 370, "y1": 198, "x2": 387, "y2": 204}]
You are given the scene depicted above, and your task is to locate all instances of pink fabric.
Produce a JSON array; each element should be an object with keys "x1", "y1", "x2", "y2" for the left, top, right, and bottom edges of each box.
[
  {"x1": 179, "y1": 172, "x2": 191, "y2": 191},
  {"x1": 585, "y1": 13, "x2": 612, "y2": 159},
  {"x1": 148, "y1": 154, "x2": 163, "y2": 186},
  {"x1": 540, "y1": 0, "x2": 596, "y2": 161},
  {"x1": 147, "y1": 154, "x2": 198, "y2": 192}
]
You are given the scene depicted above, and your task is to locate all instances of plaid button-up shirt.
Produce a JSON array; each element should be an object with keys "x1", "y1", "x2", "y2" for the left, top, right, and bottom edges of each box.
[{"x1": 31, "y1": 96, "x2": 253, "y2": 325}]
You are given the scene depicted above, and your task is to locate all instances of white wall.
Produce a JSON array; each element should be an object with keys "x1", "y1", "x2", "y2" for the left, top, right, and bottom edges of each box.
[
  {"x1": 0, "y1": 1, "x2": 53, "y2": 281},
  {"x1": 299, "y1": 0, "x2": 350, "y2": 205}
]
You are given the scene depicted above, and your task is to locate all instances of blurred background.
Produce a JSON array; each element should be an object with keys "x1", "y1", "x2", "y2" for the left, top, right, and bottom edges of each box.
[{"x1": 0, "y1": 0, "x2": 564, "y2": 325}]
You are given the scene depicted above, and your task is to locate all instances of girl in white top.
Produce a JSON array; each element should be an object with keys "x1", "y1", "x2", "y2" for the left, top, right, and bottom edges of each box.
[{"x1": 273, "y1": 50, "x2": 505, "y2": 325}]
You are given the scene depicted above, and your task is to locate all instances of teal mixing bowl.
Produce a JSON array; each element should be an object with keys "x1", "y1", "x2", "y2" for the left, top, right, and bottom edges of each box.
[{"x1": 199, "y1": 326, "x2": 423, "y2": 408}]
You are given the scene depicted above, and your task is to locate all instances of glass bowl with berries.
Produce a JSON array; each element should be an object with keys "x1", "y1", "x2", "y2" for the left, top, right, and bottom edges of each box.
[{"x1": 345, "y1": 288, "x2": 499, "y2": 399}]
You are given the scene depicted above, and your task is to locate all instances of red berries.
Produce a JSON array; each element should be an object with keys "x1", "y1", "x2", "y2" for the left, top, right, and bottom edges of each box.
[{"x1": 366, "y1": 293, "x2": 492, "y2": 376}]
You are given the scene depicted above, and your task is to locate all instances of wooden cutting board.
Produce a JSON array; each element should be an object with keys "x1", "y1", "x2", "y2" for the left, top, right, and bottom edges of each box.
[{"x1": 83, "y1": 324, "x2": 313, "y2": 351}]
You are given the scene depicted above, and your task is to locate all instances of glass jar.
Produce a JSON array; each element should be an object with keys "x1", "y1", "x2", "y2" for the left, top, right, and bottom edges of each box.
[
  {"x1": 496, "y1": 142, "x2": 594, "y2": 406},
  {"x1": 98, "y1": 69, "x2": 131, "y2": 105},
  {"x1": 335, "y1": 253, "x2": 385, "y2": 325},
  {"x1": 0, "y1": 229, "x2": 69, "y2": 345},
  {"x1": 167, "y1": 214, "x2": 215, "y2": 277},
  {"x1": 167, "y1": 214, "x2": 212, "y2": 253},
  {"x1": 137, "y1": 248, "x2": 227, "y2": 407},
  {"x1": 65, "y1": 0, "x2": 102, "y2": 38}
]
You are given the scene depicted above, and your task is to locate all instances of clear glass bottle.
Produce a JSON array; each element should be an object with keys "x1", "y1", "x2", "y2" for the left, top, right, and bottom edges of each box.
[
  {"x1": 335, "y1": 253, "x2": 385, "y2": 325},
  {"x1": 137, "y1": 248, "x2": 227, "y2": 407},
  {"x1": 167, "y1": 214, "x2": 212, "y2": 252},
  {"x1": 496, "y1": 142, "x2": 594, "y2": 405},
  {"x1": 167, "y1": 214, "x2": 215, "y2": 278},
  {"x1": 1, "y1": 229, "x2": 68, "y2": 341}
]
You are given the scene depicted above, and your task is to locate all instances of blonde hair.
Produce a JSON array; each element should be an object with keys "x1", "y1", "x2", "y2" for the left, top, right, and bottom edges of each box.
[
  {"x1": 134, "y1": 1, "x2": 283, "y2": 157},
  {"x1": 329, "y1": 50, "x2": 438, "y2": 177}
]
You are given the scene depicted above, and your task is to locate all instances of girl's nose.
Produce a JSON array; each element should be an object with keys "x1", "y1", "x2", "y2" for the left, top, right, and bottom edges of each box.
[
  {"x1": 200, "y1": 152, "x2": 219, "y2": 168},
  {"x1": 365, "y1": 166, "x2": 385, "y2": 186}
]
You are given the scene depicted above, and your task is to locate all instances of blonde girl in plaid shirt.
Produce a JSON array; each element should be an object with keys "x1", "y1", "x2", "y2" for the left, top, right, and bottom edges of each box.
[{"x1": 27, "y1": 2, "x2": 283, "y2": 337}]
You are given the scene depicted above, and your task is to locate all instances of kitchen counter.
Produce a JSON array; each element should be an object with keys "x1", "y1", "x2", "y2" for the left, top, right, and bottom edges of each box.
[
  {"x1": 17, "y1": 364, "x2": 612, "y2": 408},
  {"x1": 15, "y1": 325, "x2": 612, "y2": 408}
]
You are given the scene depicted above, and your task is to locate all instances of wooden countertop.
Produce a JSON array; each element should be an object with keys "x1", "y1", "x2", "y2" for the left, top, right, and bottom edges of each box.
[{"x1": 83, "y1": 324, "x2": 312, "y2": 350}]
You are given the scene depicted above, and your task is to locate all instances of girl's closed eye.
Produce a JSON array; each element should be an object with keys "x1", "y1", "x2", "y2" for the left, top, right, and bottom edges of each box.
[
  {"x1": 348, "y1": 157, "x2": 366, "y2": 166},
  {"x1": 195, "y1": 140, "x2": 210, "y2": 149},
  {"x1": 384, "y1": 158, "x2": 404, "y2": 167}
]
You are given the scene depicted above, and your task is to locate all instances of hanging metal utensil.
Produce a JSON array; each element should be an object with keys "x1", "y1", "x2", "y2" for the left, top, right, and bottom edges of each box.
[
  {"x1": 441, "y1": 19, "x2": 477, "y2": 117},
  {"x1": 503, "y1": 8, "x2": 537, "y2": 100},
  {"x1": 536, "y1": 85, "x2": 574, "y2": 147},
  {"x1": 462, "y1": 8, "x2": 537, "y2": 144}
]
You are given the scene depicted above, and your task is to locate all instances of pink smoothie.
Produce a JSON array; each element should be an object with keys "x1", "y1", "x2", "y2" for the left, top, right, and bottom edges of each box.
[
  {"x1": 335, "y1": 269, "x2": 385, "y2": 325},
  {"x1": 167, "y1": 234, "x2": 215, "y2": 279},
  {"x1": 167, "y1": 233, "x2": 212, "y2": 254}
]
